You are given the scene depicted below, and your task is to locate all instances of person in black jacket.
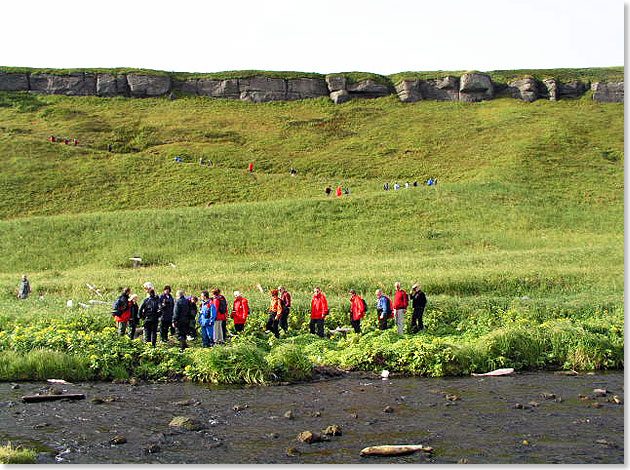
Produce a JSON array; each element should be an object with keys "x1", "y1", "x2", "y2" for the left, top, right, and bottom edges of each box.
[
  {"x1": 158, "y1": 286, "x2": 174, "y2": 343},
  {"x1": 128, "y1": 294, "x2": 140, "y2": 339},
  {"x1": 410, "y1": 284, "x2": 427, "y2": 332},
  {"x1": 188, "y1": 296, "x2": 198, "y2": 340},
  {"x1": 173, "y1": 290, "x2": 191, "y2": 350},
  {"x1": 139, "y1": 289, "x2": 160, "y2": 346}
]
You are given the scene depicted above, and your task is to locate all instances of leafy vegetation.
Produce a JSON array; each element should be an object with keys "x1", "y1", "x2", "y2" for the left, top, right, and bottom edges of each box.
[{"x1": 0, "y1": 443, "x2": 37, "y2": 464}]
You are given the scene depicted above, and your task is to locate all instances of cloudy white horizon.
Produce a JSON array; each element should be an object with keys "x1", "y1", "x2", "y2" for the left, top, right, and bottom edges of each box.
[{"x1": 1, "y1": 0, "x2": 624, "y2": 75}]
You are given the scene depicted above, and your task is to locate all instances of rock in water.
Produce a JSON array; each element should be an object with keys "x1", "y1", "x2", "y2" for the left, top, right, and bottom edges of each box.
[
  {"x1": 169, "y1": 416, "x2": 205, "y2": 431},
  {"x1": 145, "y1": 444, "x2": 161, "y2": 454},
  {"x1": 323, "y1": 425, "x2": 342, "y2": 436},
  {"x1": 284, "y1": 410, "x2": 294, "y2": 420},
  {"x1": 383, "y1": 406, "x2": 394, "y2": 413},
  {"x1": 297, "y1": 431, "x2": 323, "y2": 444},
  {"x1": 360, "y1": 444, "x2": 434, "y2": 456},
  {"x1": 110, "y1": 435, "x2": 127, "y2": 445}
]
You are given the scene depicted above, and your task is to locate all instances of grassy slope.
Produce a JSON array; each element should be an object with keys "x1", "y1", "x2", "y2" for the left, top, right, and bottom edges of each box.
[{"x1": 0, "y1": 78, "x2": 623, "y2": 377}]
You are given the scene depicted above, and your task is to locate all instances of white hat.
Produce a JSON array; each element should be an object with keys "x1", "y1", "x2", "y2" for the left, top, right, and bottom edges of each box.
[
  {"x1": 234, "y1": 291, "x2": 241, "y2": 297},
  {"x1": 143, "y1": 281, "x2": 154, "y2": 290}
]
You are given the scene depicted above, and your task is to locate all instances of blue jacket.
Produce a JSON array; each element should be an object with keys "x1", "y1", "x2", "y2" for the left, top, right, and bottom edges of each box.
[
  {"x1": 376, "y1": 296, "x2": 391, "y2": 315},
  {"x1": 199, "y1": 300, "x2": 217, "y2": 327}
]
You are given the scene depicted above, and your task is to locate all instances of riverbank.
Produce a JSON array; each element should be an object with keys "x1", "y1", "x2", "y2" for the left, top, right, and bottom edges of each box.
[{"x1": 1, "y1": 371, "x2": 623, "y2": 464}]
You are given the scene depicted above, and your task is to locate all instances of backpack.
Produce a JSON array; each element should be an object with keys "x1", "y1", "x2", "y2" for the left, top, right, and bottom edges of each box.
[
  {"x1": 110, "y1": 296, "x2": 126, "y2": 317},
  {"x1": 217, "y1": 295, "x2": 227, "y2": 315},
  {"x1": 360, "y1": 298, "x2": 368, "y2": 318},
  {"x1": 383, "y1": 296, "x2": 393, "y2": 318}
]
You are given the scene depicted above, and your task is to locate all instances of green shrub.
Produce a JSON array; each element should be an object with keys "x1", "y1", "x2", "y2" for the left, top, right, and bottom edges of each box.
[{"x1": 265, "y1": 343, "x2": 313, "y2": 381}]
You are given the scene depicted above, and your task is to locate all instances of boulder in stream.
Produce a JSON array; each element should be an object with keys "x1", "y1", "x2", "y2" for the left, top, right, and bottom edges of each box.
[
  {"x1": 297, "y1": 431, "x2": 324, "y2": 443},
  {"x1": 169, "y1": 416, "x2": 205, "y2": 431}
]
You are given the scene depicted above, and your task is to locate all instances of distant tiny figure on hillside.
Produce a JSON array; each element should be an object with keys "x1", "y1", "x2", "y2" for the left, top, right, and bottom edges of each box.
[
  {"x1": 405, "y1": 182, "x2": 409, "y2": 189},
  {"x1": 49, "y1": 135, "x2": 57, "y2": 143},
  {"x1": 290, "y1": 168, "x2": 297, "y2": 176},
  {"x1": 108, "y1": 144, "x2": 113, "y2": 152},
  {"x1": 336, "y1": 186, "x2": 342, "y2": 197},
  {"x1": 383, "y1": 183, "x2": 389, "y2": 191},
  {"x1": 325, "y1": 186, "x2": 332, "y2": 196},
  {"x1": 199, "y1": 158, "x2": 205, "y2": 165},
  {"x1": 248, "y1": 162, "x2": 254, "y2": 173},
  {"x1": 73, "y1": 138, "x2": 78, "y2": 146},
  {"x1": 173, "y1": 157, "x2": 183, "y2": 162},
  {"x1": 343, "y1": 188, "x2": 350, "y2": 195},
  {"x1": 393, "y1": 183, "x2": 401, "y2": 190},
  {"x1": 208, "y1": 160, "x2": 214, "y2": 167},
  {"x1": 413, "y1": 181, "x2": 418, "y2": 187},
  {"x1": 17, "y1": 274, "x2": 31, "y2": 300}
]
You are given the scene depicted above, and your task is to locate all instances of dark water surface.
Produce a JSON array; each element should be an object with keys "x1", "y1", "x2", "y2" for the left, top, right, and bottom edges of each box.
[{"x1": 0, "y1": 371, "x2": 623, "y2": 464}]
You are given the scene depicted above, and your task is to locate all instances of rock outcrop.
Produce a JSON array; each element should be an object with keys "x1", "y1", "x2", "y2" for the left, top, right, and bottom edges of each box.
[
  {"x1": 508, "y1": 78, "x2": 543, "y2": 102},
  {"x1": 326, "y1": 75, "x2": 392, "y2": 102},
  {"x1": 591, "y1": 81, "x2": 624, "y2": 103},
  {"x1": 459, "y1": 73, "x2": 494, "y2": 102},
  {"x1": 29, "y1": 72, "x2": 96, "y2": 95},
  {"x1": 0, "y1": 68, "x2": 623, "y2": 104},
  {"x1": 0, "y1": 72, "x2": 29, "y2": 91}
]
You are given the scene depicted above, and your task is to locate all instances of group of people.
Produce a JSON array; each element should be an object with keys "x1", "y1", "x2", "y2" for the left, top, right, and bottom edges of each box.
[
  {"x1": 383, "y1": 179, "x2": 437, "y2": 191},
  {"x1": 324, "y1": 186, "x2": 350, "y2": 197},
  {"x1": 49, "y1": 135, "x2": 78, "y2": 146},
  {"x1": 110, "y1": 281, "x2": 427, "y2": 350}
]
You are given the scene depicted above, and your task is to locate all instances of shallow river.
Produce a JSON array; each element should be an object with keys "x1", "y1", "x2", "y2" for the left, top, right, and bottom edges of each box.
[{"x1": 1, "y1": 371, "x2": 623, "y2": 464}]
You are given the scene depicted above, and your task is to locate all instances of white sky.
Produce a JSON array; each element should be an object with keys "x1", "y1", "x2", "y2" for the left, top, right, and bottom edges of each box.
[{"x1": 2, "y1": 0, "x2": 624, "y2": 74}]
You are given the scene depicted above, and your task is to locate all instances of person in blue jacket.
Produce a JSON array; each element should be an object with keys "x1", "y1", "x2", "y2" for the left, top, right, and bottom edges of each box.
[
  {"x1": 199, "y1": 290, "x2": 216, "y2": 348},
  {"x1": 375, "y1": 289, "x2": 392, "y2": 330}
]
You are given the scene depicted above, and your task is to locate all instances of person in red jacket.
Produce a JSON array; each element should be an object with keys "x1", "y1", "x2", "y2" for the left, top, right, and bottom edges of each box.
[
  {"x1": 310, "y1": 287, "x2": 328, "y2": 338},
  {"x1": 231, "y1": 291, "x2": 249, "y2": 334},
  {"x1": 336, "y1": 186, "x2": 342, "y2": 197},
  {"x1": 348, "y1": 290, "x2": 366, "y2": 333},
  {"x1": 248, "y1": 162, "x2": 254, "y2": 173},
  {"x1": 392, "y1": 282, "x2": 409, "y2": 335}
]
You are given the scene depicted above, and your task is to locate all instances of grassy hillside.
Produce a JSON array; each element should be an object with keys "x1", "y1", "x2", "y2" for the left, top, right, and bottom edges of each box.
[{"x1": 0, "y1": 79, "x2": 623, "y2": 380}]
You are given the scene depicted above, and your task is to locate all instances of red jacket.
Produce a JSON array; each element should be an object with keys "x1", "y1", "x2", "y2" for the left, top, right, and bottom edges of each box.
[
  {"x1": 393, "y1": 289, "x2": 408, "y2": 310},
  {"x1": 231, "y1": 297, "x2": 249, "y2": 324},
  {"x1": 213, "y1": 295, "x2": 228, "y2": 321},
  {"x1": 115, "y1": 301, "x2": 132, "y2": 323},
  {"x1": 336, "y1": 186, "x2": 342, "y2": 196},
  {"x1": 350, "y1": 295, "x2": 366, "y2": 320},
  {"x1": 311, "y1": 293, "x2": 328, "y2": 319},
  {"x1": 281, "y1": 291, "x2": 291, "y2": 309}
]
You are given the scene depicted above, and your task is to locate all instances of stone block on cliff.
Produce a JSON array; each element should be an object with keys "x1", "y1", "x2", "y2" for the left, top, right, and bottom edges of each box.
[
  {"x1": 557, "y1": 81, "x2": 588, "y2": 99},
  {"x1": 240, "y1": 91, "x2": 288, "y2": 102},
  {"x1": 0, "y1": 72, "x2": 29, "y2": 91},
  {"x1": 326, "y1": 76, "x2": 347, "y2": 92},
  {"x1": 30, "y1": 73, "x2": 96, "y2": 95},
  {"x1": 126, "y1": 74, "x2": 170, "y2": 97},
  {"x1": 239, "y1": 77, "x2": 287, "y2": 93},
  {"x1": 330, "y1": 90, "x2": 351, "y2": 104},
  {"x1": 592, "y1": 82, "x2": 624, "y2": 103},
  {"x1": 201, "y1": 79, "x2": 239, "y2": 98},
  {"x1": 287, "y1": 78, "x2": 329, "y2": 99},
  {"x1": 97, "y1": 74, "x2": 130, "y2": 96},
  {"x1": 508, "y1": 78, "x2": 541, "y2": 102},
  {"x1": 395, "y1": 80, "x2": 422, "y2": 103},
  {"x1": 172, "y1": 79, "x2": 199, "y2": 95},
  {"x1": 347, "y1": 80, "x2": 392, "y2": 97},
  {"x1": 543, "y1": 79, "x2": 558, "y2": 101},
  {"x1": 419, "y1": 76, "x2": 459, "y2": 101},
  {"x1": 459, "y1": 73, "x2": 493, "y2": 102}
]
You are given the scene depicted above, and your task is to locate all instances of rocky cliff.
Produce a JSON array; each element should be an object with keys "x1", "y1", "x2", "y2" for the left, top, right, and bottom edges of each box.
[{"x1": 0, "y1": 69, "x2": 623, "y2": 103}]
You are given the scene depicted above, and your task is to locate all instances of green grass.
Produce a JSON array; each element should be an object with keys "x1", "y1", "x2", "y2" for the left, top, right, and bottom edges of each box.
[
  {"x1": 0, "y1": 443, "x2": 37, "y2": 464},
  {"x1": 0, "y1": 75, "x2": 623, "y2": 381}
]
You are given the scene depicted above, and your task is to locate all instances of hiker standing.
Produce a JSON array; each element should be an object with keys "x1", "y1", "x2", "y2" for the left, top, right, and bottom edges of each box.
[
  {"x1": 17, "y1": 275, "x2": 31, "y2": 299},
  {"x1": 231, "y1": 291, "x2": 249, "y2": 334},
  {"x1": 392, "y1": 282, "x2": 409, "y2": 335},
  {"x1": 188, "y1": 296, "x2": 199, "y2": 340},
  {"x1": 409, "y1": 284, "x2": 427, "y2": 332},
  {"x1": 212, "y1": 288, "x2": 227, "y2": 344},
  {"x1": 128, "y1": 294, "x2": 140, "y2": 339},
  {"x1": 158, "y1": 286, "x2": 175, "y2": 343},
  {"x1": 310, "y1": 287, "x2": 328, "y2": 338},
  {"x1": 325, "y1": 186, "x2": 332, "y2": 196},
  {"x1": 349, "y1": 290, "x2": 366, "y2": 333},
  {"x1": 248, "y1": 162, "x2": 254, "y2": 173},
  {"x1": 375, "y1": 289, "x2": 391, "y2": 330},
  {"x1": 266, "y1": 289, "x2": 282, "y2": 338},
  {"x1": 173, "y1": 290, "x2": 191, "y2": 350},
  {"x1": 139, "y1": 289, "x2": 160, "y2": 346},
  {"x1": 336, "y1": 186, "x2": 342, "y2": 197},
  {"x1": 113, "y1": 287, "x2": 132, "y2": 336},
  {"x1": 278, "y1": 286, "x2": 291, "y2": 333},
  {"x1": 199, "y1": 291, "x2": 215, "y2": 347}
]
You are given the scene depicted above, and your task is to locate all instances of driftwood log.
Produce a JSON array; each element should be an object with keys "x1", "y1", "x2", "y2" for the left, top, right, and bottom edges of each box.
[
  {"x1": 360, "y1": 444, "x2": 434, "y2": 456},
  {"x1": 22, "y1": 394, "x2": 85, "y2": 403}
]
